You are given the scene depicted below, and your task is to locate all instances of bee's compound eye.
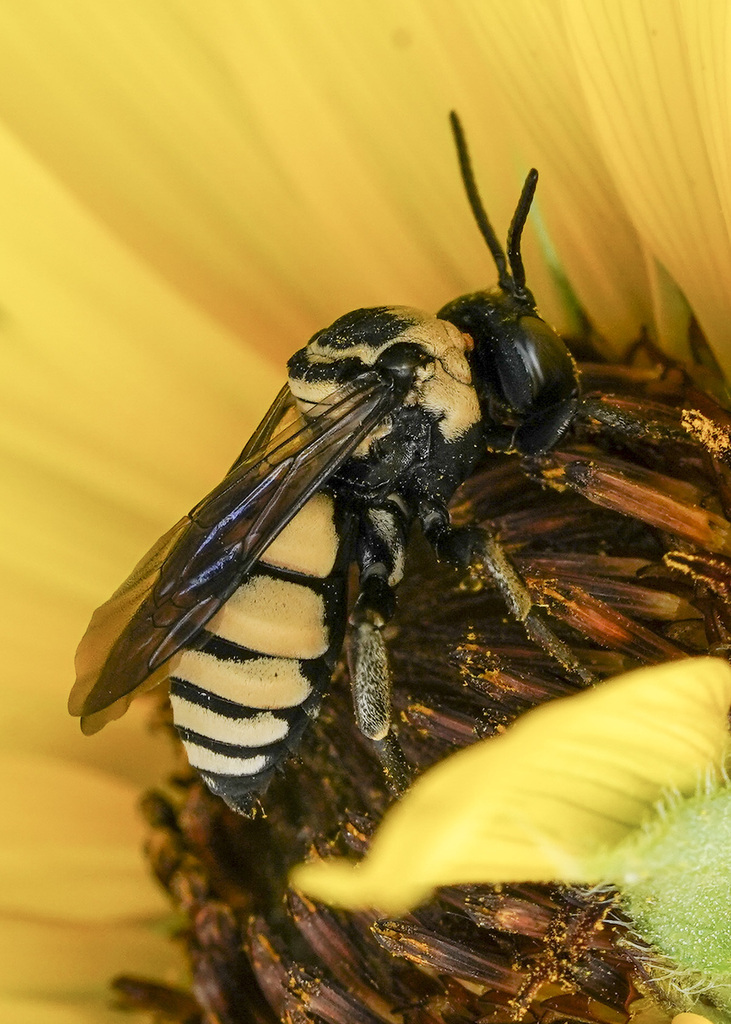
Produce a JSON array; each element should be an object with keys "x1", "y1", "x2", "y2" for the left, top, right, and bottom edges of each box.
[{"x1": 376, "y1": 342, "x2": 430, "y2": 379}]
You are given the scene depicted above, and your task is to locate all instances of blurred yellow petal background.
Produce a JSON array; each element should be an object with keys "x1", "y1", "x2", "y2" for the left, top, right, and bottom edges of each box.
[
  {"x1": 0, "y1": 118, "x2": 280, "y2": 777},
  {"x1": 1, "y1": 0, "x2": 730, "y2": 1018},
  {"x1": 565, "y1": 1, "x2": 731, "y2": 364},
  {"x1": 0, "y1": 755, "x2": 181, "y2": 1020},
  {"x1": 1, "y1": 753, "x2": 171, "y2": 921}
]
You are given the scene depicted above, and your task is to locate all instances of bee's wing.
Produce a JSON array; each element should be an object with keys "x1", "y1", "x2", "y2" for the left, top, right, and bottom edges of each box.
[
  {"x1": 228, "y1": 382, "x2": 292, "y2": 469},
  {"x1": 70, "y1": 373, "x2": 396, "y2": 732}
]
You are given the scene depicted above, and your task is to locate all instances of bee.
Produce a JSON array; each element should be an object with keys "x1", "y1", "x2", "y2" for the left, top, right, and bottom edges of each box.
[{"x1": 69, "y1": 113, "x2": 581, "y2": 814}]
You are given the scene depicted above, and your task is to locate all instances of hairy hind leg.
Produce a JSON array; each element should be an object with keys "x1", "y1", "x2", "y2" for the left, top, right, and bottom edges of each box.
[{"x1": 347, "y1": 506, "x2": 412, "y2": 794}]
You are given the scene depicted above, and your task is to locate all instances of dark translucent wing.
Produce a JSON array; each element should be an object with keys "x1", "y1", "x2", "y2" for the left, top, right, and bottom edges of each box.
[
  {"x1": 228, "y1": 383, "x2": 293, "y2": 470},
  {"x1": 72, "y1": 373, "x2": 396, "y2": 723},
  {"x1": 71, "y1": 386, "x2": 299, "y2": 729},
  {"x1": 69, "y1": 517, "x2": 190, "y2": 732}
]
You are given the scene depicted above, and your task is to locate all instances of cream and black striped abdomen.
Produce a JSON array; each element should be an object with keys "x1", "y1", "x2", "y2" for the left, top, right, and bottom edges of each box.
[{"x1": 165, "y1": 492, "x2": 350, "y2": 813}]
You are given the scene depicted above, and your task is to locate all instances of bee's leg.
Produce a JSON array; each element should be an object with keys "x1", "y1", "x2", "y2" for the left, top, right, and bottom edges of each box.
[
  {"x1": 422, "y1": 511, "x2": 596, "y2": 686},
  {"x1": 348, "y1": 506, "x2": 412, "y2": 794},
  {"x1": 348, "y1": 576, "x2": 411, "y2": 793}
]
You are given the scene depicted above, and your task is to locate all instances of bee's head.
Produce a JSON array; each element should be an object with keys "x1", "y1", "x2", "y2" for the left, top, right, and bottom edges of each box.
[{"x1": 438, "y1": 112, "x2": 579, "y2": 449}]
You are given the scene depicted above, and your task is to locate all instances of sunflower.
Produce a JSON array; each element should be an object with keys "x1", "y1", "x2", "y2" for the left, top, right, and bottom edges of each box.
[{"x1": 2, "y1": 3, "x2": 730, "y2": 1023}]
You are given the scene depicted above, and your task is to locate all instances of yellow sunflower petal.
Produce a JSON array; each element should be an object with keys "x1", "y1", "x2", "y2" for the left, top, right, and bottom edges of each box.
[
  {"x1": 0, "y1": 752, "x2": 181, "y2": 1019},
  {"x1": 0, "y1": 752, "x2": 169, "y2": 922},
  {"x1": 0, "y1": 918, "x2": 179, "y2": 1014},
  {"x1": 564, "y1": 1, "x2": 731, "y2": 373},
  {"x1": 0, "y1": 3, "x2": 469, "y2": 350},
  {"x1": 0, "y1": 112, "x2": 281, "y2": 779},
  {"x1": 0, "y1": 3, "x2": 321, "y2": 356},
  {"x1": 0, "y1": 998, "x2": 116, "y2": 1024},
  {"x1": 292, "y1": 658, "x2": 731, "y2": 914}
]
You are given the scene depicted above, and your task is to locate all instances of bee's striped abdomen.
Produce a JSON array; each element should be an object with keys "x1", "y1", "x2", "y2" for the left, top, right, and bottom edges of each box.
[{"x1": 166, "y1": 492, "x2": 350, "y2": 813}]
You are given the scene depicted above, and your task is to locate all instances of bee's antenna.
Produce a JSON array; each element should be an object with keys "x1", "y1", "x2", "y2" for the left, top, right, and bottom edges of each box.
[
  {"x1": 506, "y1": 168, "x2": 538, "y2": 299},
  {"x1": 449, "y1": 111, "x2": 511, "y2": 292}
]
